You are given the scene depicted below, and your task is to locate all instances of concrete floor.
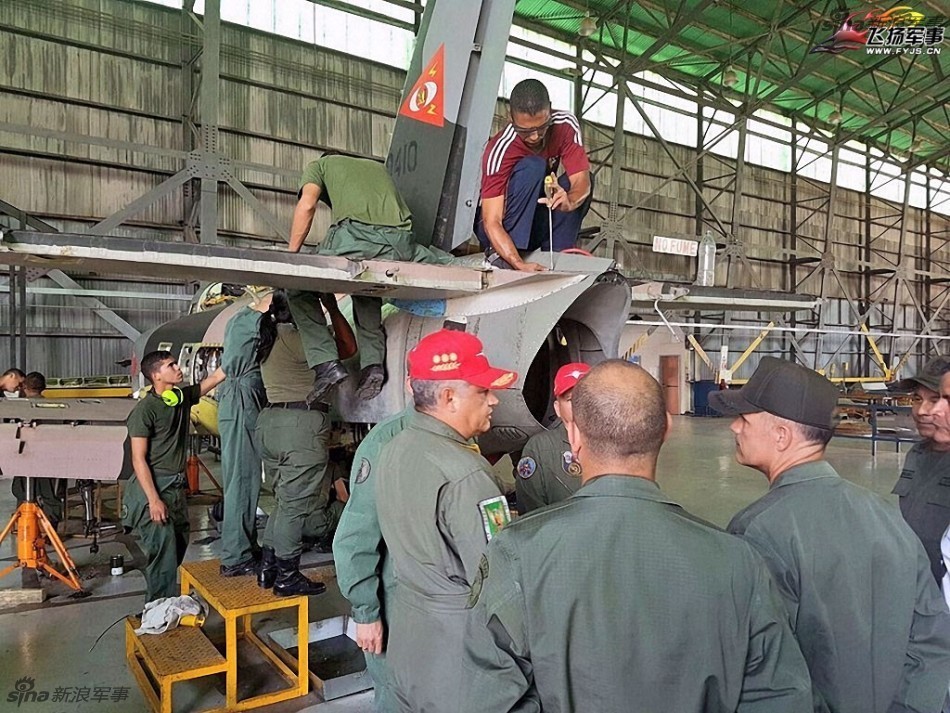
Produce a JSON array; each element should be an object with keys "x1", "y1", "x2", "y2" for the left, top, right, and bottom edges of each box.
[{"x1": 0, "y1": 416, "x2": 907, "y2": 712}]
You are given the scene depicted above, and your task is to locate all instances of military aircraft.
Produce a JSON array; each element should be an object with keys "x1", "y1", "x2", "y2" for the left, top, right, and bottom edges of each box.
[{"x1": 0, "y1": 0, "x2": 630, "y2": 473}]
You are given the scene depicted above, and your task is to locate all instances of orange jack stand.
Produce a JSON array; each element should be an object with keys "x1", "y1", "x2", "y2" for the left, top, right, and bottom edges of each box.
[
  {"x1": 0, "y1": 500, "x2": 84, "y2": 592},
  {"x1": 185, "y1": 454, "x2": 222, "y2": 496}
]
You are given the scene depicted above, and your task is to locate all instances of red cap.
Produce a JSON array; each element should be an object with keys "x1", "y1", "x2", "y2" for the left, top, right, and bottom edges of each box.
[
  {"x1": 553, "y1": 362, "x2": 590, "y2": 397},
  {"x1": 408, "y1": 329, "x2": 518, "y2": 389}
]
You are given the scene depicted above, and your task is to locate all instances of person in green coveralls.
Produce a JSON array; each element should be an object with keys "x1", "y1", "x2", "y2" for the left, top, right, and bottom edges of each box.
[
  {"x1": 711, "y1": 358, "x2": 950, "y2": 713},
  {"x1": 217, "y1": 291, "x2": 272, "y2": 577},
  {"x1": 890, "y1": 356, "x2": 950, "y2": 583},
  {"x1": 515, "y1": 362, "x2": 589, "y2": 513},
  {"x1": 286, "y1": 152, "x2": 460, "y2": 406},
  {"x1": 332, "y1": 403, "x2": 414, "y2": 712},
  {"x1": 125, "y1": 351, "x2": 225, "y2": 602},
  {"x1": 254, "y1": 290, "x2": 340, "y2": 597},
  {"x1": 462, "y1": 360, "x2": 812, "y2": 712},
  {"x1": 375, "y1": 329, "x2": 518, "y2": 713}
]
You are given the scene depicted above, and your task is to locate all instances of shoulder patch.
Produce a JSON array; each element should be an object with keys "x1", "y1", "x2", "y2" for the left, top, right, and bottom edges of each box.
[
  {"x1": 478, "y1": 496, "x2": 512, "y2": 542},
  {"x1": 562, "y1": 450, "x2": 582, "y2": 477},
  {"x1": 355, "y1": 458, "x2": 371, "y2": 484},
  {"x1": 516, "y1": 456, "x2": 536, "y2": 479},
  {"x1": 467, "y1": 554, "x2": 489, "y2": 608}
]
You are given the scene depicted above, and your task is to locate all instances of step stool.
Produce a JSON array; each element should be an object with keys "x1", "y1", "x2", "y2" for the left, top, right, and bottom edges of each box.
[{"x1": 125, "y1": 616, "x2": 227, "y2": 713}]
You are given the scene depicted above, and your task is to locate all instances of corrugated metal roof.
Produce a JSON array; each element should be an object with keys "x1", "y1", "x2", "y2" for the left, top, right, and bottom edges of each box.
[{"x1": 514, "y1": 0, "x2": 950, "y2": 171}]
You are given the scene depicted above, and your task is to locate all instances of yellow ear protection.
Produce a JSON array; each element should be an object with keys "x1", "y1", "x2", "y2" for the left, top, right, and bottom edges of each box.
[{"x1": 160, "y1": 387, "x2": 183, "y2": 407}]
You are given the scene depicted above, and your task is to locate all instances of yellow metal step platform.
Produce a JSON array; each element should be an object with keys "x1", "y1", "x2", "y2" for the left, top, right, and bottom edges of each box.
[
  {"x1": 179, "y1": 558, "x2": 334, "y2": 711},
  {"x1": 125, "y1": 616, "x2": 227, "y2": 713}
]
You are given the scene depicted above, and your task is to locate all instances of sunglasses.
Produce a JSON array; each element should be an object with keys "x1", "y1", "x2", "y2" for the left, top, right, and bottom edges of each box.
[{"x1": 511, "y1": 117, "x2": 553, "y2": 138}]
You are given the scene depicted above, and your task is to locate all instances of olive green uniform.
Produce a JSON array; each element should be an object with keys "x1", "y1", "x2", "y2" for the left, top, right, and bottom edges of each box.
[
  {"x1": 376, "y1": 410, "x2": 503, "y2": 713},
  {"x1": 218, "y1": 306, "x2": 266, "y2": 567},
  {"x1": 893, "y1": 441, "x2": 950, "y2": 582},
  {"x1": 515, "y1": 421, "x2": 581, "y2": 513},
  {"x1": 124, "y1": 384, "x2": 201, "y2": 601},
  {"x1": 291, "y1": 156, "x2": 457, "y2": 369},
  {"x1": 332, "y1": 407, "x2": 413, "y2": 712},
  {"x1": 257, "y1": 324, "x2": 341, "y2": 559},
  {"x1": 461, "y1": 475, "x2": 813, "y2": 713},
  {"x1": 729, "y1": 461, "x2": 950, "y2": 713}
]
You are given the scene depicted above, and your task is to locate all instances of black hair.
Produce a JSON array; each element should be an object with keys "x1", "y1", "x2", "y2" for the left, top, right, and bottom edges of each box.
[
  {"x1": 141, "y1": 351, "x2": 173, "y2": 384},
  {"x1": 509, "y1": 79, "x2": 551, "y2": 116},
  {"x1": 256, "y1": 290, "x2": 294, "y2": 364},
  {"x1": 2, "y1": 368, "x2": 26, "y2": 379},
  {"x1": 23, "y1": 371, "x2": 46, "y2": 394}
]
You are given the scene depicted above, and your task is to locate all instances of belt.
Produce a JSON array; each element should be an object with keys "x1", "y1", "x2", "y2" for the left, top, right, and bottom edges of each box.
[{"x1": 265, "y1": 401, "x2": 328, "y2": 413}]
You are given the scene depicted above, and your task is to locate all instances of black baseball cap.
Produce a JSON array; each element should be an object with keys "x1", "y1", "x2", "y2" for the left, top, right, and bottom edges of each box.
[
  {"x1": 709, "y1": 357, "x2": 838, "y2": 429},
  {"x1": 890, "y1": 356, "x2": 950, "y2": 393}
]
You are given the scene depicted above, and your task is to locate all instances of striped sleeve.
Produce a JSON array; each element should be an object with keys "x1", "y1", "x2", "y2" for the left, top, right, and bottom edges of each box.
[
  {"x1": 480, "y1": 127, "x2": 518, "y2": 199},
  {"x1": 551, "y1": 111, "x2": 589, "y2": 176}
]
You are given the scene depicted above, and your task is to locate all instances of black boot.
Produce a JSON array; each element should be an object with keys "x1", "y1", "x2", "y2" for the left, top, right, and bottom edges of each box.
[
  {"x1": 257, "y1": 546, "x2": 278, "y2": 589},
  {"x1": 305, "y1": 360, "x2": 348, "y2": 405},
  {"x1": 273, "y1": 555, "x2": 327, "y2": 597},
  {"x1": 355, "y1": 364, "x2": 386, "y2": 401},
  {"x1": 220, "y1": 558, "x2": 259, "y2": 577}
]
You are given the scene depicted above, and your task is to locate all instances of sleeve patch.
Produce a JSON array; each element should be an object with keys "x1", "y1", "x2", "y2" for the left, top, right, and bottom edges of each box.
[
  {"x1": 355, "y1": 457, "x2": 371, "y2": 484},
  {"x1": 467, "y1": 554, "x2": 489, "y2": 608},
  {"x1": 478, "y1": 496, "x2": 512, "y2": 542},
  {"x1": 516, "y1": 456, "x2": 536, "y2": 479},
  {"x1": 562, "y1": 450, "x2": 582, "y2": 477}
]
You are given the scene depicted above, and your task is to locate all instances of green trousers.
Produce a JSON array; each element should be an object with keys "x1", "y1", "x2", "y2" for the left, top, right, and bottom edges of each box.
[
  {"x1": 290, "y1": 220, "x2": 459, "y2": 370},
  {"x1": 218, "y1": 379, "x2": 264, "y2": 567},
  {"x1": 257, "y1": 407, "x2": 334, "y2": 560},
  {"x1": 122, "y1": 473, "x2": 189, "y2": 602},
  {"x1": 12, "y1": 477, "x2": 65, "y2": 524}
]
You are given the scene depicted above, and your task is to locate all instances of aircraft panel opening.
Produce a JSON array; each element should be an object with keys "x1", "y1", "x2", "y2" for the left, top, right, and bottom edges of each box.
[{"x1": 523, "y1": 318, "x2": 606, "y2": 426}]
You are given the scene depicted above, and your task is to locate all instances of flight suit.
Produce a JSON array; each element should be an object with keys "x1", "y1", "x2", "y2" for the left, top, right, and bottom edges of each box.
[
  {"x1": 515, "y1": 421, "x2": 581, "y2": 513},
  {"x1": 257, "y1": 324, "x2": 338, "y2": 559},
  {"x1": 333, "y1": 407, "x2": 414, "y2": 712},
  {"x1": 290, "y1": 221, "x2": 458, "y2": 370},
  {"x1": 218, "y1": 306, "x2": 266, "y2": 568},
  {"x1": 730, "y1": 461, "x2": 950, "y2": 713},
  {"x1": 893, "y1": 441, "x2": 950, "y2": 582},
  {"x1": 376, "y1": 410, "x2": 504, "y2": 713},
  {"x1": 461, "y1": 475, "x2": 813, "y2": 712}
]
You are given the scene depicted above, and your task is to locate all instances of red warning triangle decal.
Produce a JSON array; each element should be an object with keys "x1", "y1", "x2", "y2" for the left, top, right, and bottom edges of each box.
[{"x1": 399, "y1": 45, "x2": 445, "y2": 127}]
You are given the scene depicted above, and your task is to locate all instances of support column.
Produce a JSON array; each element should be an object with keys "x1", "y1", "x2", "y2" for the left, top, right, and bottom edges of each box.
[{"x1": 198, "y1": 0, "x2": 221, "y2": 244}]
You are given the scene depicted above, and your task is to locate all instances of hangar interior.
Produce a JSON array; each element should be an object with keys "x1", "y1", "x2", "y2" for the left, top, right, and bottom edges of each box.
[{"x1": 0, "y1": 0, "x2": 948, "y2": 711}]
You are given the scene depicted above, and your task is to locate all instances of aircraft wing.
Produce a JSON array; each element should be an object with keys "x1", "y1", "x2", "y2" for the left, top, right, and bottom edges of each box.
[{"x1": 0, "y1": 230, "x2": 616, "y2": 315}]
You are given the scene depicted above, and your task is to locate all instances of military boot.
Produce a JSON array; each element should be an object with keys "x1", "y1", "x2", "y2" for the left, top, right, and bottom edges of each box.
[
  {"x1": 273, "y1": 555, "x2": 327, "y2": 597},
  {"x1": 257, "y1": 546, "x2": 278, "y2": 589},
  {"x1": 305, "y1": 360, "x2": 348, "y2": 405}
]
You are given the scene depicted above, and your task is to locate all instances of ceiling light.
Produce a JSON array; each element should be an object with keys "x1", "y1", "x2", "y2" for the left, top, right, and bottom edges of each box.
[
  {"x1": 722, "y1": 65, "x2": 738, "y2": 88},
  {"x1": 828, "y1": 110, "x2": 842, "y2": 126},
  {"x1": 579, "y1": 13, "x2": 598, "y2": 37}
]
